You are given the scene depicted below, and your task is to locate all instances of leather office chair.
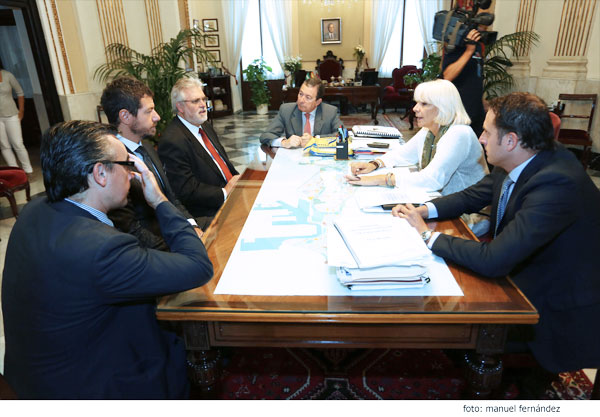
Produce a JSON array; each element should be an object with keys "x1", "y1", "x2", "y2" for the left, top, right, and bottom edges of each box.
[
  {"x1": 554, "y1": 93, "x2": 597, "y2": 169},
  {"x1": 316, "y1": 50, "x2": 344, "y2": 81},
  {"x1": 0, "y1": 166, "x2": 31, "y2": 218},
  {"x1": 380, "y1": 66, "x2": 421, "y2": 129}
]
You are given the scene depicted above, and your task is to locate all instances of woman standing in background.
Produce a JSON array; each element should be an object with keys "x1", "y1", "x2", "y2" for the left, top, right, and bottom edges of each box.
[{"x1": 0, "y1": 60, "x2": 33, "y2": 175}]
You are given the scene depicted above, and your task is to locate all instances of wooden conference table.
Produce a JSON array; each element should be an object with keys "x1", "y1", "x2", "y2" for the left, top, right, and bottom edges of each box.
[
  {"x1": 156, "y1": 166, "x2": 538, "y2": 399},
  {"x1": 282, "y1": 85, "x2": 381, "y2": 123}
]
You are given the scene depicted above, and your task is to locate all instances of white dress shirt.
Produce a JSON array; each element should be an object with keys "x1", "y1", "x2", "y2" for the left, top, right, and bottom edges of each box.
[{"x1": 271, "y1": 108, "x2": 317, "y2": 147}]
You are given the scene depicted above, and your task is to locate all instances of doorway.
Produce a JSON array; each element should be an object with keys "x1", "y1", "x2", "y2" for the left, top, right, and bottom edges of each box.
[{"x1": 0, "y1": 0, "x2": 63, "y2": 152}]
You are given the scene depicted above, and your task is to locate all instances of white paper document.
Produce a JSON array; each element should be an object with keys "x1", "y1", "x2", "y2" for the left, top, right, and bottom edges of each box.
[
  {"x1": 214, "y1": 149, "x2": 464, "y2": 297},
  {"x1": 354, "y1": 185, "x2": 432, "y2": 210},
  {"x1": 328, "y1": 216, "x2": 430, "y2": 269}
]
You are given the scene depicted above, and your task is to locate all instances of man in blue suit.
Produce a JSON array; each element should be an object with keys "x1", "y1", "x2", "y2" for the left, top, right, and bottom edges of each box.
[
  {"x1": 260, "y1": 76, "x2": 342, "y2": 148},
  {"x1": 394, "y1": 92, "x2": 600, "y2": 377},
  {"x1": 2, "y1": 121, "x2": 213, "y2": 399}
]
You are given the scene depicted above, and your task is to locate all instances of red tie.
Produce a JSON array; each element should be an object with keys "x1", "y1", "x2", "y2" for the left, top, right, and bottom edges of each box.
[
  {"x1": 304, "y1": 113, "x2": 311, "y2": 135},
  {"x1": 199, "y1": 128, "x2": 233, "y2": 181}
]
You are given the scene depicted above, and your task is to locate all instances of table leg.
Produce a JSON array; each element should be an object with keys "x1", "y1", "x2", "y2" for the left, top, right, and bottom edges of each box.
[
  {"x1": 371, "y1": 102, "x2": 379, "y2": 124},
  {"x1": 463, "y1": 324, "x2": 508, "y2": 399},
  {"x1": 187, "y1": 349, "x2": 221, "y2": 398},
  {"x1": 180, "y1": 321, "x2": 221, "y2": 398}
]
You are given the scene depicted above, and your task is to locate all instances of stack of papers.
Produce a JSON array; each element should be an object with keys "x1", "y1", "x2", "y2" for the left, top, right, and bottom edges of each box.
[
  {"x1": 328, "y1": 215, "x2": 433, "y2": 290},
  {"x1": 336, "y1": 266, "x2": 430, "y2": 290}
]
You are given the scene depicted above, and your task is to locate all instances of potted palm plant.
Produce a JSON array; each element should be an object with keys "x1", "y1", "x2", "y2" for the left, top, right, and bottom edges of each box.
[
  {"x1": 94, "y1": 28, "x2": 218, "y2": 139},
  {"x1": 243, "y1": 58, "x2": 272, "y2": 115},
  {"x1": 482, "y1": 31, "x2": 539, "y2": 98}
]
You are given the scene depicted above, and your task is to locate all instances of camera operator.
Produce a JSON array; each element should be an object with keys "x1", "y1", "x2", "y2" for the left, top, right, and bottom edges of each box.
[{"x1": 442, "y1": 28, "x2": 485, "y2": 138}]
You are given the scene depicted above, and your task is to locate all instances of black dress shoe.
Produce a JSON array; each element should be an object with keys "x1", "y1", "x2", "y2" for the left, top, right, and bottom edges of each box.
[{"x1": 515, "y1": 367, "x2": 557, "y2": 399}]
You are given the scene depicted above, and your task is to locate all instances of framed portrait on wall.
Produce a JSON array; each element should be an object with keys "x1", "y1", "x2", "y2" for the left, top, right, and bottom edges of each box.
[
  {"x1": 207, "y1": 50, "x2": 221, "y2": 63},
  {"x1": 202, "y1": 18, "x2": 218, "y2": 32},
  {"x1": 321, "y1": 18, "x2": 341, "y2": 44},
  {"x1": 204, "y1": 34, "x2": 219, "y2": 48}
]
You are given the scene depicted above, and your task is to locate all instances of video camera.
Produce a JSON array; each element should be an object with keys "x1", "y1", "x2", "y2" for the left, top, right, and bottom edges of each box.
[{"x1": 432, "y1": 0, "x2": 498, "y2": 51}]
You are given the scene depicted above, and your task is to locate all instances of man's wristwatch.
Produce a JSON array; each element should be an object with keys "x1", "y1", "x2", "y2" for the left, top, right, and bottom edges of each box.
[{"x1": 420, "y1": 229, "x2": 433, "y2": 243}]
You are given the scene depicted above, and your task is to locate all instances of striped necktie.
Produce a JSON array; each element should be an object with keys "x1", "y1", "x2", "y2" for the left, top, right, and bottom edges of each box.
[
  {"x1": 495, "y1": 176, "x2": 515, "y2": 236},
  {"x1": 136, "y1": 145, "x2": 166, "y2": 191}
]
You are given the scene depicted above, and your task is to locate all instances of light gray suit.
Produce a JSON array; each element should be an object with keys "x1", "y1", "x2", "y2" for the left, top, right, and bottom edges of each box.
[{"x1": 259, "y1": 102, "x2": 342, "y2": 146}]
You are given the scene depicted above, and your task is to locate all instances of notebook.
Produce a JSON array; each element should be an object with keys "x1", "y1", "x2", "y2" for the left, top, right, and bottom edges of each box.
[{"x1": 352, "y1": 125, "x2": 402, "y2": 138}]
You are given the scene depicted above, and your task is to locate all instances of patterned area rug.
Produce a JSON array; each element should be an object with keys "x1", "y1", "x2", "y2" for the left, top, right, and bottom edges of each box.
[{"x1": 205, "y1": 347, "x2": 594, "y2": 400}]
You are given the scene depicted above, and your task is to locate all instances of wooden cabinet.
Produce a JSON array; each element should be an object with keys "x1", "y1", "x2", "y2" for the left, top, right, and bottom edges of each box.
[{"x1": 202, "y1": 75, "x2": 233, "y2": 119}]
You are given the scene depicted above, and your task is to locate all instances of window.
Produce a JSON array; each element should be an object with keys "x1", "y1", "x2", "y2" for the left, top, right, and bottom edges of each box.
[
  {"x1": 240, "y1": 0, "x2": 284, "y2": 79},
  {"x1": 379, "y1": 0, "x2": 425, "y2": 77}
]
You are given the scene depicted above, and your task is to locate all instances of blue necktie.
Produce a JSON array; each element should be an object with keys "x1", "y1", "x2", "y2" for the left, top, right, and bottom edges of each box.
[{"x1": 495, "y1": 176, "x2": 514, "y2": 237}]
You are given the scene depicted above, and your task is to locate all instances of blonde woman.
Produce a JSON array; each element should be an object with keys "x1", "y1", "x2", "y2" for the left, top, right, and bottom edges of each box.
[{"x1": 348, "y1": 79, "x2": 487, "y2": 196}]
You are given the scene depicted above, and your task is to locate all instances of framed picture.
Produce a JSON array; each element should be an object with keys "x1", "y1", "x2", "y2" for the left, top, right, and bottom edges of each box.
[
  {"x1": 192, "y1": 19, "x2": 199, "y2": 30},
  {"x1": 207, "y1": 50, "x2": 221, "y2": 63},
  {"x1": 202, "y1": 18, "x2": 218, "y2": 32},
  {"x1": 204, "y1": 34, "x2": 219, "y2": 48},
  {"x1": 321, "y1": 18, "x2": 341, "y2": 44}
]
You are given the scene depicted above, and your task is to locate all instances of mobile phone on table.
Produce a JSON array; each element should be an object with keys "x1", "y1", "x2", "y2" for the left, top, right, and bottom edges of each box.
[
  {"x1": 381, "y1": 203, "x2": 422, "y2": 210},
  {"x1": 367, "y1": 142, "x2": 390, "y2": 149}
]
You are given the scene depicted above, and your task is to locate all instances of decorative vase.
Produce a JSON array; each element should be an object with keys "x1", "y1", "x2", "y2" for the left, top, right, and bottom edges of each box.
[
  {"x1": 256, "y1": 103, "x2": 269, "y2": 115},
  {"x1": 355, "y1": 58, "x2": 363, "y2": 81},
  {"x1": 284, "y1": 71, "x2": 293, "y2": 88}
]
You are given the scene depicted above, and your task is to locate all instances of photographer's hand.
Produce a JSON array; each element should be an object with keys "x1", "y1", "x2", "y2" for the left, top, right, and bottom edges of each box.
[{"x1": 465, "y1": 29, "x2": 482, "y2": 52}]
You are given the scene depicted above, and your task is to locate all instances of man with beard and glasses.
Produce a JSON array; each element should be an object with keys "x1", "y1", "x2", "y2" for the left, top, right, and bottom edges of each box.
[
  {"x1": 100, "y1": 77, "x2": 204, "y2": 250},
  {"x1": 158, "y1": 77, "x2": 239, "y2": 229}
]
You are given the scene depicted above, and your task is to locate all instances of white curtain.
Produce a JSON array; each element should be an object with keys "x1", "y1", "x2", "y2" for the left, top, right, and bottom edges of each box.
[
  {"x1": 370, "y1": 0, "x2": 403, "y2": 74},
  {"x1": 261, "y1": 0, "x2": 292, "y2": 79},
  {"x1": 221, "y1": 1, "x2": 250, "y2": 112},
  {"x1": 0, "y1": 26, "x2": 33, "y2": 97},
  {"x1": 414, "y1": 0, "x2": 446, "y2": 55}
]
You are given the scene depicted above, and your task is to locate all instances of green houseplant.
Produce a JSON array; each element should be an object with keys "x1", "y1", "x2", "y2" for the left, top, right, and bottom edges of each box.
[
  {"x1": 403, "y1": 47, "x2": 443, "y2": 86},
  {"x1": 94, "y1": 29, "x2": 217, "y2": 138},
  {"x1": 243, "y1": 57, "x2": 272, "y2": 114},
  {"x1": 483, "y1": 31, "x2": 539, "y2": 98}
]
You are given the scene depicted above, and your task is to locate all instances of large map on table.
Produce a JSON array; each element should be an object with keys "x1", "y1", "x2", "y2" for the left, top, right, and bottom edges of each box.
[{"x1": 215, "y1": 149, "x2": 463, "y2": 296}]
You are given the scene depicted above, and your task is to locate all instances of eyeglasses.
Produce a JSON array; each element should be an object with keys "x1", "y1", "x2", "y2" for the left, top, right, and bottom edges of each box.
[
  {"x1": 96, "y1": 160, "x2": 136, "y2": 171},
  {"x1": 180, "y1": 97, "x2": 208, "y2": 105}
]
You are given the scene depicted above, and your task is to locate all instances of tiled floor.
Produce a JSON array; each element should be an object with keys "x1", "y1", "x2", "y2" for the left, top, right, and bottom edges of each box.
[{"x1": 0, "y1": 111, "x2": 597, "y2": 385}]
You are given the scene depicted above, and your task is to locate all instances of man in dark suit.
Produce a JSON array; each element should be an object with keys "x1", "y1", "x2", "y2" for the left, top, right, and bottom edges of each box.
[
  {"x1": 394, "y1": 92, "x2": 600, "y2": 376},
  {"x1": 443, "y1": 29, "x2": 486, "y2": 137},
  {"x1": 2, "y1": 121, "x2": 213, "y2": 398},
  {"x1": 259, "y1": 76, "x2": 342, "y2": 148},
  {"x1": 158, "y1": 77, "x2": 239, "y2": 228},
  {"x1": 101, "y1": 77, "x2": 203, "y2": 250}
]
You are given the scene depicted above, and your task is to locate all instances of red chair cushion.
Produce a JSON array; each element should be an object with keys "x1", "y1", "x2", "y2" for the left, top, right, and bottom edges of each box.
[{"x1": 0, "y1": 169, "x2": 28, "y2": 188}]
